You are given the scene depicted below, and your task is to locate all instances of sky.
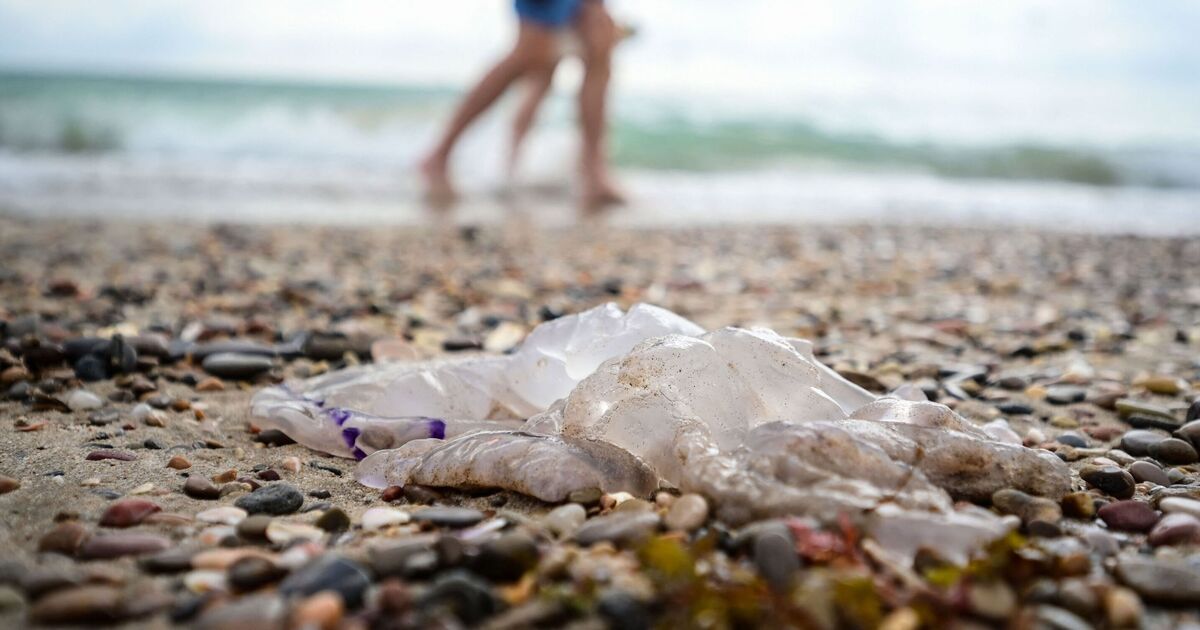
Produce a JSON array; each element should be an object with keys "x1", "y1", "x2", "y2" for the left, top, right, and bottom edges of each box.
[{"x1": 2, "y1": 1, "x2": 1199, "y2": 144}]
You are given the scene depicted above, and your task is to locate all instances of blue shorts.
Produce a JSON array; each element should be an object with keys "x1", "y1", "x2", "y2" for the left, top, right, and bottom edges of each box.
[{"x1": 515, "y1": 0, "x2": 584, "y2": 29}]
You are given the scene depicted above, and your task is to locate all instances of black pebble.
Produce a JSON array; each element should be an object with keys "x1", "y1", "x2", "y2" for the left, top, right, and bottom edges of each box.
[
  {"x1": 279, "y1": 555, "x2": 371, "y2": 609},
  {"x1": 234, "y1": 483, "x2": 304, "y2": 515},
  {"x1": 417, "y1": 571, "x2": 498, "y2": 626},
  {"x1": 596, "y1": 590, "x2": 651, "y2": 630}
]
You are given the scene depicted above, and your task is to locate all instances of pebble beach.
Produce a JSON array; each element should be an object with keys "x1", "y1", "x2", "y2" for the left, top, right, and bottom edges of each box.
[{"x1": 1, "y1": 212, "x2": 1199, "y2": 629}]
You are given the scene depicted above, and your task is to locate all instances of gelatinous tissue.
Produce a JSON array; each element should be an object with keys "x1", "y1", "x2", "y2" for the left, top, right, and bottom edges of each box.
[{"x1": 253, "y1": 303, "x2": 1070, "y2": 563}]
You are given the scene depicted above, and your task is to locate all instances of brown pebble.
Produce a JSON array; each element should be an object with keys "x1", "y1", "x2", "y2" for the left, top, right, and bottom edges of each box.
[
  {"x1": 1060, "y1": 492, "x2": 1097, "y2": 519},
  {"x1": 99, "y1": 499, "x2": 162, "y2": 528},
  {"x1": 85, "y1": 449, "x2": 137, "y2": 462},
  {"x1": 257, "y1": 469, "x2": 281, "y2": 481},
  {"x1": 381, "y1": 486, "x2": 404, "y2": 502},
  {"x1": 376, "y1": 579, "x2": 411, "y2": 613},
  {"x1": 38, "y1": 521, "x2": 91, "y2": 555},
  {"x1": 29, "y1": 585, "x2": 122, "y2": 624},
  {"x1": 1098, "y1": 500, "x2": 1160, "y2": 532},
  {"x1": 0, "y1": 475, "x2": 19, "y2": 495},
  {"x1": 78, "y1": 532, "x2": 172, "y2": 559},
  {"x1": 212, "y1": 469, "x2": 238, "y2": 484},
  {"x1": 292, "y1": 591, "x2": 344, "y2": 630},
  {"x1": 184, "y1": 475, "x2": 220, "y2": 500},
  {"x1": 170, "y1": 398, "x2": 192, "y2": 412},
  {"x1": 196, "y1": 377, "x2": 225, "y2": 392},
  {"x1": 167, "y1": 455, "x2": 192, "y2": 470}
]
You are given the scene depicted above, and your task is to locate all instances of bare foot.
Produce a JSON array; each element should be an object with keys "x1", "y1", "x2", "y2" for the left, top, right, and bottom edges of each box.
[
  {"x1": 581, "y1": 177, "x2": 626, "y2": 212},
  {"x1": 419, "y1": 154, "x2": 457, "y2": 207}
]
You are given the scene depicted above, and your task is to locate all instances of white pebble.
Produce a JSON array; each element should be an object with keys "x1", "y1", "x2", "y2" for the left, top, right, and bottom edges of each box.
[
  {"x1": 282, "y1": 457, "x2": 301, "y2": 473},
  {"x1": 65, "y1": 389, "x2": 103, "y2": 411},
  {"x1": 196, "y1": 506, "x2": 248, "y2": 526},
  {"x1": 129, "y1": 483, "x2": 155, "y2": 495},
  {"x1": 266, "y1": 520, "x2": 325, "y2": 544},
  {"x1": 544, "y1": 503, "x2": 587, "y2": 537},
  {"x1": 1160, "y1": 497, "x2": 1200, "y2": 519},
  {"x1": 362, "y1": 507, "x2": 411, "y2": 531},
  {"x1": 130, "y1": 403, "x2": 154, "y2": 421}
]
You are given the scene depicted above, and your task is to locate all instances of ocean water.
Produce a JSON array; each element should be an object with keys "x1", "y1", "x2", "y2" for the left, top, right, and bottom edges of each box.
[{"x1": 1, "y1": 70, "x2": 1198, "y2": 234}]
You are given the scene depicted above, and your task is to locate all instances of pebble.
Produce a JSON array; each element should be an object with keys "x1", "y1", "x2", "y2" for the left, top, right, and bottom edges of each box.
[
  {"x1": 1079, "y1": 465, "x2": 1136, "y2": 499},
  {"x1": 967, "y1": 579, "x2": 1017, "y2": 620},
  {"x1": 99, "y1": 498, "x2": 162, "y2": 528},
  {"x1": 1147, "y1": 512, "x2": 1200, "y2": 546},
  {"x1": 753, "y1": 531, "x2": 799, "y2": 593},
  {"x1": 0, "y1": 475, "x2": 18, "y2": 495},
  {"x1": 197, "y1": 506, "x2": 247, "y2": 526},
  {"x1": 1139, "y1": 375, "x2": 1183, "y2": 395},
  {"x1": 282, "y1": 456, "x2": 301, "y2": 472},
  {"x1": 228, "y1": 556, "x2": 286, "y2": 592},
  {"x1": 1060, "y1": 492, "x2": 1096, "y2": 519},
  {"x1": 997, "y1": 402, "x2": 1033, "y2": 415},
  {"x1": 664, "y1": 493, "x2": 709, "y2": 532},
  {"x1": 1115, "y1": 556, "x2": 1200, "y2": 605},
  {"x1": 1160, "y1": 496, "x2": 1200, "y2": 518},
  {"x1": 184, "y1": 570, "x2": 229, "y2": 594},
  {"x1": 1055, "y1": 433, "x2": 1088, "y2": 448},
  {"x1": 1188, "y1": 401, "x2": 1200, "y2": 424},
  {"x1": 1046, "y1": 386, "x2": 1086, "y2": 405},
  {"x1": 139, "y1": 547, "x2": 198, "y2": 574},
  {"x1": 194, "y1": 593, "x2": 285, "y2": 630},
  {"x1": 1128, "y1": 460, "x2": 1170, "y2": 486},
  {"x1": 65, "y1": 389, "x2": 104, "y2": 411},
  {"x1": 315, "y1": 507, "x2": 351, "y2": 533},
  {"x1": 265, "y1": 520, "x2": 325, "y2": 544},
  {"x1": 85, "y1": 449, "x2": 136, "y2": 462},
  {"x1": 1119, "y1": 430, "x2": 1168, "y2": 456},
  {"x1": 234, "y1": 483, "x2": 303, "y2": 515},
  {"x1": 992, "y1": 488, "x2": 1061, "y2": 527},
  {"x1": 1116, "y1": 399, "x2": 1177, "y2": 421},
  {"x1": 1148, "y1": 437, "x2": 1198, "y2": 465},
  {"x1": 279, "y1": 555, "x2": 371, "y2": 609},
  {"x1": 596, "y1": 590, "x2": 652, "y2": 630},
  {"x1": 184, "y1": 476, "x2": 221, "y2": 500},
  {"x1": 293, "y1": 591, "x2": 344, "y2": 630},
  {"x1": 201, "y1": 352, "x2": 273, "y2": 379},
  {"x1": 237, "y1": 514, "x2": 274, "y2": 540},
  {"x1": 1097, "y1": 500, "x2": 1160, "y2": 532},
  {"x1": 1127, "y1": 414, "x2": 1182, "y2": 432},
  {"x1": 411, "y1": 506, "x2": 485, "y2": 528},
  {"x1": 28, "y1": 585, "x2": 123, "y2": 625},
  {"x1": 167, "y1": 455, "x2": 192, "y2": 470},
  {"x1": 362, "y1": 507, "x2": 411, "y2": 531},
  {"x1": 1103, "y1": 586, "x2": 1143, "y2": 628},
  {"x1": 38, "y1": 521, "x2": 90, "y2": 555},
  {"x1": 78, "y1": 532, "x2": 172, "y2": 559},
  {"x1": 474, "y1": 532, "x2": 540, "y2": 582},
  {"x1": 574, "y1": 511, "x2": 661, "y2": 547},
  {"x1": 418, "y1": 571, "x2": 498, "y2": 625},
  {"x1": 196, "y1": 377, "x2": 225, "y2": 392},
  {"x1": 543, "y1": 503, "x2": 587, "y2": 538}
]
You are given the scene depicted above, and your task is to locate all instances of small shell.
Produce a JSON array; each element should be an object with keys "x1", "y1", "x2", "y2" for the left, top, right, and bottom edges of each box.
[{"x1": 361, "y1": 507, "x2": 410, "y2": 531}]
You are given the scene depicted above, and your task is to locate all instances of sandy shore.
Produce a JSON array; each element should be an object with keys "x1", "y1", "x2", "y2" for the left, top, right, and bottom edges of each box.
[{"x1": 1, "y1": 212, "x2": 1198, "y2": 628}]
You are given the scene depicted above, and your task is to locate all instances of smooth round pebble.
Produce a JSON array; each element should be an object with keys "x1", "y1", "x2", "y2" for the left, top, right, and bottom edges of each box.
[
  {"x1": 99, "y1": 499, "x2": 161, "y2": 528},
  {"x1": 1080, "y1": 465, "x2": 1135, "y2": 499},
  {"x1": 1097, "y1": 500, "x2": 1160, "y2": 532},
  {"x1": 1128, "y1": 461, "x2": 1170, "y2": 486},
  {"x1": 1147, "y1": 512, "x2": 1200, "y2": 546},
  {"x1": 411, "y1": 507, "x2": 485, "y2": 528},
  {"x1": 65, "y1": 389, "x2": 104, "y2": 411},
  {"x1": 664, "y1": 493, "x2": 709, "y2": 532},
  {"x1": 543, "y1": 503, "x2": 586, "y2": 538},
  {"x1": 1147, "y1": 438, "x2": 1198, "y2": 465},
  {"x1": 1159, "y1": 497, "x2": 1200, "y2": 518}
]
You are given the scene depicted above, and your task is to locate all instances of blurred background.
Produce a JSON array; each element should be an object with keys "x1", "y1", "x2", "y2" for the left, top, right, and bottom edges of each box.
[{"x1": 1, "y1": 0, "x2": 1198, "y2": 232}]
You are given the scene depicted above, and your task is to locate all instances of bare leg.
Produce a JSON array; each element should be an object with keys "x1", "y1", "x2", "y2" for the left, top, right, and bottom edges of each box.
[
  {"x1": 508, "y1": 61, "x2": 559, "y2": 182},
  {"x1": 420, "y1": 22, "x2": 559, "y2": 203},
  {"x1": 575, "y1": 1, "x2": 624, "y2": 208}
]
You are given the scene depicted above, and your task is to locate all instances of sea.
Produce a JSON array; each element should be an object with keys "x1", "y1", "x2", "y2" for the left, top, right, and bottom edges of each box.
[{"x1": 1, "y1": 69, "x2": 1198, "y2": 234}]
